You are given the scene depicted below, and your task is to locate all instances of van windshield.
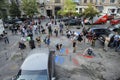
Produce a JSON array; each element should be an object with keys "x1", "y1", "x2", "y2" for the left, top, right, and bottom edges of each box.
[
  {"x1": 16, "y1": 69, "x2": 48, "y2": 80},
  {"x1": 21, "y1": 70, "x2": 47, "y2": 75}
]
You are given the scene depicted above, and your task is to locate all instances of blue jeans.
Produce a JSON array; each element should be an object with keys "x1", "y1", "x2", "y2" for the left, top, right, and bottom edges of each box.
[
  {"x1": 113, "y1": 40, "x2": 119, "y2": 48},
  {"x1": 116, "y1": 45, "x2": 120, "y2": 51}
]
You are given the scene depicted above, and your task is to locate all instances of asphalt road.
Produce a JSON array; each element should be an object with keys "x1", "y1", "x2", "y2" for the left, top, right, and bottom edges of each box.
[{"x1": 0, "y1": 20, "x2": 120, "y2": 80}]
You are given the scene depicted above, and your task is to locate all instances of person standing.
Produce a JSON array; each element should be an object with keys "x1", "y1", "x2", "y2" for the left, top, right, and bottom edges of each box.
[
  {"x1": 86, "y1": 32, "x2": 92, "y2": 43},
  {"x1": 33, "y1": 24, "x2": 37, "y2": 34},
  {"x1": 77, "y1": 34, "x2": 83, "y2": 43},
  {"x1": 36, "y1": 36, "x2": 41, "y2": 47},
  {"x1": 48, "y1": 25, "x2": 52, "y2": 36},
  {"x1": 103, "y1": 36, "x2": 110, "y2": 52},
  {"x1": 91, "y1": 32, "x2": 97, "y2": 47},
  {"x1": 54, "y1": 28, "x2": 58, "y2": 37},
  {"x1": 73, "y1": 39, "x2": 77, "y2": 53},
  {"x1": 59, "y1": 22, "x2": 63, "y2": 35},
  {"x1": 46, "y1": 35, "x2": 50, "y2": 47},
  {"x1": 113, "y1": 32, "x2": 120, "y2": 50},
  {"x1": 3, "y1": 31, "x2": 9, "y2": 44},
  {"x1": 29, "y1": 38, "x2": 36, "y2": 49}
]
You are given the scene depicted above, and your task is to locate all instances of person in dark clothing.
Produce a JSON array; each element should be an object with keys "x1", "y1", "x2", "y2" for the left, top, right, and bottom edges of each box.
[
  {"x1": 77, "y1": 34, "x2": 83, "y2": 42},
  {"x1": 3, "y1": 31, "x2": 9, "y2": 44},
  {"x1": 116, "y1": 41, "x2": 120, "y2": 52},
  {"x1": 46, "y1": 36, "x2": 50, "y2": 47},
  {"x1": 14, "y1": 26, "x2": 18, "y2": 34},
  {"x1": 108, "y1": 35, "x2": 114, "y2": 47},
  {"x1": 19, "y1": 42, "x2": 26, "y2": 50},
  {"x1": 54, "y1": 29, "x2": 58, "y2": 37},
  {"x1": 29, "y1": 39, "x2": 36, "y2": 49},
  {"x1": 56, "y1": 43, "x2": 62, "y2": 50},
  {"x1": 60, "y1": 44, "x2": 62, "y2": 49},
  {"x1": 11, "y1": 26, "x2": 14, "y2": 34},
  {"x1": 59, "y1": 22, "x2": 63, "y2": 35},
  {"x1": 48, "y1": 25, "x2": 52, "y2": 36},
  {"x1": 28, "y1": 31, "x2": 33, "y2": 40},
  {"x1": 73, "y1": 40, "x2": 77, "y2": 53},
  {"x1": 82, "y1": 27, "x2": 88, "y2": 36},
  {"x1": 56, "y1": 44, "x2": 60, "y2": 50},
  {"x1": 55, "y1": 20, "x2": 57, "y2": 25}
]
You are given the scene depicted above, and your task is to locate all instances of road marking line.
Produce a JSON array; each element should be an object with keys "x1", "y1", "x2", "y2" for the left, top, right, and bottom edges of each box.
[
  {"x1": 77, "y1": 53, "x2": 94, "y2": 58},
  {"x1": 72, "y1": 58, "x2": 79, "y2": 66}
]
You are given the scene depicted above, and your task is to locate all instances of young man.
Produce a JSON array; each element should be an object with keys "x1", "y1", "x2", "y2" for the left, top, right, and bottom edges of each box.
[
  {"x1": 3, "y1": 31, "x2": 9, "y2": 44},
  {"x1": 103, "y1": 35, "x2": 110, "y2": 52},
  {"x1": 73, "y1": 39, "x2": 77, "y2": 53}
]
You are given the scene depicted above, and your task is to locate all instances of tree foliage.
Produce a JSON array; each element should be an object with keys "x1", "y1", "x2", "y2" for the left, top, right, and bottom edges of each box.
[
  {"x1": 82, "y1": 3, "x2": 99, "y2": 19},
  {"x1": 57, "y1": 0, "x2": 76, "y2": 16},
  {"x1": 9, "y1": 2, "x2": 21, "y2": 17},
  {"x1": 0, "y1": 0, "x2": 8, "y2": 19},
  {"x1": 118, "y1": 0, "x2": 120, "y2": 7},
  {"x1": 21, "y1": 0, "x2": 38, "y2": 17},
  {"x1": 0, "y1": 0, "x2": 8, "y2": 10}
]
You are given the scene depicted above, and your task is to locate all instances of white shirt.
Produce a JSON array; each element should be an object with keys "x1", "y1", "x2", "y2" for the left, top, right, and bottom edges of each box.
[{"x1": 33, "y1": 25, "x2": 37, "y2": 30}]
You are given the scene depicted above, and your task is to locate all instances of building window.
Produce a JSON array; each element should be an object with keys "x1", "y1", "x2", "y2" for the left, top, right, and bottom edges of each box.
[
  {"x1": 76, "y1": 8, "x2": 78, "y2": 10},
  {"x1": 110, "y1": 0, "x2": 115, "y2": 3},
  {"x1": 79, "y1": 8, "x2": 82, "y2": 13},
  {"x1": 90, "y1": 0, "x2": 93, "y2": 3},
  {"x1": 84, "y1": 0, "x2": 87, "y2": 3},
  {"x1": 55, "y1": 0, "x2": 60, "y2": 3},
  {"x1": 117, "y1": 8, "x2": 120, "y2": 13}
]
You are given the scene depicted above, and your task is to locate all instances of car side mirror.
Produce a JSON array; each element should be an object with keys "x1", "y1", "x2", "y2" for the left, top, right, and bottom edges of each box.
[{"x1": 52, "y1": 77, "x2": 56, "y2": 80}]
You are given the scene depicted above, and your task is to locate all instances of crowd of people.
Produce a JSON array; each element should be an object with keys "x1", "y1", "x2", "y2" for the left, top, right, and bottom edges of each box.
[{"x1": 1, "y1": 17, "x2": 120, "y2": 57}]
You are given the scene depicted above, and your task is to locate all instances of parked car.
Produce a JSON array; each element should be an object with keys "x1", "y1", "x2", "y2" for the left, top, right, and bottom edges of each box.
[
  {"x1": 13, "y1": 48, "x2": 55, "y2": 80},
  {"x1": 88, "y1": 27, "x2": 112, "y2": 37},
  {"x1": 107, "y1": 15, "x2": 114, "y2": 20},
  {"x1": 60, "y1": 17, "x2": 69, "y2": 22},
  {"x1": 65, "y1": 19, "x2": 81, "y2": 26},
  {"x1": 110, "y1": 18, "x2": 120, "y2": 25},
  {"x1": 0, "y1": 19, "x2": 5, "y2": 37},
  {"x1": 109, "y1": 24, "x2": 120, "y2": 32}
]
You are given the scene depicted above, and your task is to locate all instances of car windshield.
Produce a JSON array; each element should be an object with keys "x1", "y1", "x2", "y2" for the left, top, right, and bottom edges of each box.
[
  {"x1": 16, "y1": 69, "x2": 48, "y2": 80},
  {"x1": 105, "y1": 29, "x2": 111, "y2": 34}
]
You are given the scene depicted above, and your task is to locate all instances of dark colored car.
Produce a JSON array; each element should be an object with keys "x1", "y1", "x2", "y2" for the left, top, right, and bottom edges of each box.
[
  {"x1": 65, "y1": 19, "x2": 81, "y2": 26},
  {"x1": 88, "y1": 27, "x2": 112, "y2": 37},
  {"x1": 60, "y1": 17, "x2": 69, "y2": 22}
]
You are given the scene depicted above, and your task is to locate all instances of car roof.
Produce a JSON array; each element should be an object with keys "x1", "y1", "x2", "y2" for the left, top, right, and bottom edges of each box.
[
  {"x1": 89, "y1": 27, "x2": 108, "y2": 31},
  {"x1": 91, "y1": 27, "x2": 108, "y2": 29},
  {"x1": 21, "y1": 48, "x2": 49, "y2": 71}
]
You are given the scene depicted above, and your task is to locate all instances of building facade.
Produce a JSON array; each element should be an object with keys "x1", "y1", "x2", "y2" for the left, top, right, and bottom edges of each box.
[
  {"x1": 76, "y1": 0, "x2": 120, "y2": 15},
  {"x1": 8, "y1": 0, "x2": 120, "y2": 17},
  {"x1": 44, "y1": 0, "x2": 64, "y2": 17},
  {"x1": 42, "y1": 0, "x2": 120, "y2": 16}
]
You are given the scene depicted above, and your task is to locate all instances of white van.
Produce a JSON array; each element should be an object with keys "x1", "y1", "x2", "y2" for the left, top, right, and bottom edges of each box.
[
  {"x1": 0, "y1": 19, "x2": 5, "y2": 37},
  {"x1": 13, "y1": 48, "x2": 55, "y2": 80}
]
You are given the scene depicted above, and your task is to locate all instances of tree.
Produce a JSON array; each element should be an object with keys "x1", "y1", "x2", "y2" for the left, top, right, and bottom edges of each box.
[
  {"x1": 21, "y1": 0, "x2": 38, "y2": 17},
  {"x1": 82, "y1": 3, "x2": 99, "y2": 20},
  {"x1": 0, "y1": 0, "x2": 8, "y2": 19},
  {"x1": 57, "y1": 0, "x2": 76, "y2": 16},
  {"x1": 118, "y1": 0, "x2": 120, "y2": 7},
  {"x1": 9, "y1": 2, "x2": 21, "y2": 18}
]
